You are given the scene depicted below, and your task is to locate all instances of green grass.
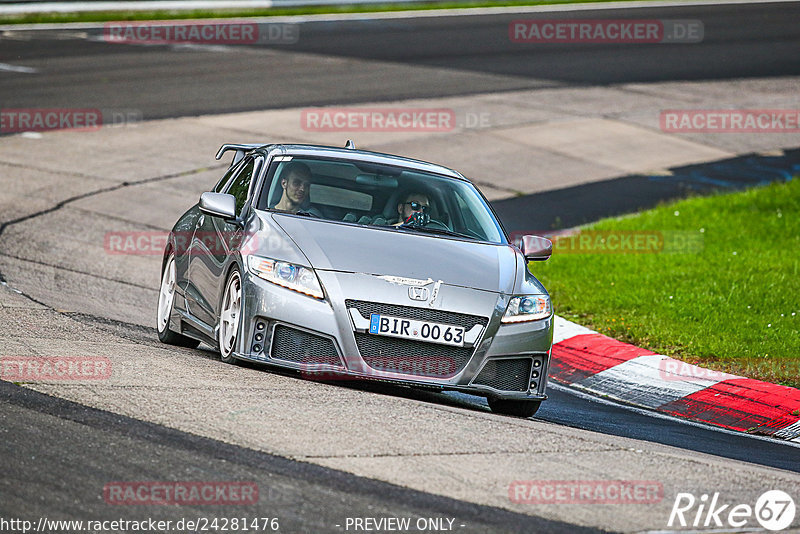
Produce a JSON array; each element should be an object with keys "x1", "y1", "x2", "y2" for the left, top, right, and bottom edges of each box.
[
  {"x1": 532, "y1": 179, "x2": 800, "y2": 389},
  {"x1": 0, "y1": 0, "x2": 662, "y2": 25}
]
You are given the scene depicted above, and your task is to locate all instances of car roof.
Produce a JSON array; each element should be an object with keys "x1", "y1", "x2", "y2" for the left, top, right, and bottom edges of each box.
[{"x1": 252, "y1": 143, "x2": 467, "y2": 181}]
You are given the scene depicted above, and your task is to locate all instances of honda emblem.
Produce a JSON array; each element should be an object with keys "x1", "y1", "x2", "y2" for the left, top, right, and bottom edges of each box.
[{"x1": 408, "y1": 286, "x2": 429, "y2": 301}]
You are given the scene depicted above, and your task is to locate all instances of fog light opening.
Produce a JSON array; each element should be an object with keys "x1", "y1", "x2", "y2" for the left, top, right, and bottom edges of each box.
[
  {"x1": 253, "y1": 344, "x2": 262, "y2": 353},
  {"x1": 532, "y1": 370, "x2": 540, "y2": 379},
  {"x1": 533, "y1": 359, "x2": 541, "y2": 367},
  {"x1": 256, "y1": 322, "x2": 266, "y2": 331},
  {"x1": 254, "y1": 332, "x2": 264, "y2": 342},
  {"x1": 529, "y1": 381, "x2": 537, "y2": 390}
]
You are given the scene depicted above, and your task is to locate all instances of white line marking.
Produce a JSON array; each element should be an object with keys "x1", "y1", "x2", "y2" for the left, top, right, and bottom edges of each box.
[
  {"x1": 548, "y1": 382, "x2": 800, "y2": 449},
  {"x1": 169, "y1": 43, "x2": 238, "y2": 52},
  {"x1": 0, "y1": 1, "x2": 275, "y2": 16},
  {"x1": 0, "y1": 63, "x2": 38, "y2": 74}
]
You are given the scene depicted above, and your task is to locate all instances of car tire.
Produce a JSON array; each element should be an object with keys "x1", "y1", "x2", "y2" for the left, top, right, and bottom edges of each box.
[
  {"x1": 157, "y1": 253, "x2": 200, "y2": 348},
  {"x1": 218, "y1": 266, "x2": 243, "y2": 364},
  {"x1": 488, "y1": 397, "x2": 541, "y2": 418}
]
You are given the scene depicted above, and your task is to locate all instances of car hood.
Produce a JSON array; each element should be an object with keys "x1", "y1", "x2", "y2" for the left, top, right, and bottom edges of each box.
[{"x1": 271, "y1": 214, "x2": 517, "y2": 294}]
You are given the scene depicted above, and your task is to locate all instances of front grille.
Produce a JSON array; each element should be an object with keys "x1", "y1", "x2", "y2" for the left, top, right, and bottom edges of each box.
[
  {"x1": 353, "y1": 333, "x2": 474, "y2": 378},
  {"x1": 270, "y1": 325, "x2": 342, "y2": 366},
  {"x1": 472, "y1": 358, "x2": 532, "y2": 392},
  {"x1": 346, "y1": 300, "x2": 489, "y2": 378},
  {"x1": 345, "y1": 300, "x2": 488, "y2": 330}
]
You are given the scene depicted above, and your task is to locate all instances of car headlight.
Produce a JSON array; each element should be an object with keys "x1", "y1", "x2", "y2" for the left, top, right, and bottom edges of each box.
[
  {"x1": 502, "y1": 295, "x2": 551, "y2": 323},
  {"x1": 247, "y1": 256, "x2": 324, "y2": 299}
]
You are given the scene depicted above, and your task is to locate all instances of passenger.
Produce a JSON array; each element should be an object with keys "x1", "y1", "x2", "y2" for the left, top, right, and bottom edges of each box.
[
  {"x1": 273, "y1": 162, "x2": 321, "y2": 216},
  {"x1": 393, "y1": 192, "x2": 431, "y2": 226}
]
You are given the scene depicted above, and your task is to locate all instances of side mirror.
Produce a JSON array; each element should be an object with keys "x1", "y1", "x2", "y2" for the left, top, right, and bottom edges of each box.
[
  {"x1": 199, "y1": 192, "x2": 237, "y2": 220},
  {"x1": 521, "y1": 235, "x2": 552, "y2": 261}
]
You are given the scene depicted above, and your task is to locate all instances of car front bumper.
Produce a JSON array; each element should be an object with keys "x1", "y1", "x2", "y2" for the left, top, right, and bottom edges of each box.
[{"x1": 234, "y1": 270, "x2": 553, "y2": 401}]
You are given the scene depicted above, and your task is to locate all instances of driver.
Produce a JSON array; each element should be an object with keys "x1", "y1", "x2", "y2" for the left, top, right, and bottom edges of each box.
[
  {"x1": 273, "y1": 162, "x2": 321, "y2": 216},
  {"x1": 393, "y1": 192, "x2": 430, "y2": 226}
]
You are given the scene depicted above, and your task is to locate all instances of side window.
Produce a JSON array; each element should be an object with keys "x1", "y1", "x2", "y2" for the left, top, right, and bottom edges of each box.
[
  {"x1": 213, "y1": 158, "x2": 244, "y2": 193},
  {"x1": 224, "y1": 158, "x2": 257, "y2": 216}
]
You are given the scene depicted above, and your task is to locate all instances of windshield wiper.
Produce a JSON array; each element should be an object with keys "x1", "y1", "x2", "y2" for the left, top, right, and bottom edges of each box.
[{"x1": 396, "y1": 224, "x2": 477, "y2": 240}]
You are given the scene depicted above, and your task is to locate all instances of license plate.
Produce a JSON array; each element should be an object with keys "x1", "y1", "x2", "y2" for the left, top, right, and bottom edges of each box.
[{"x1": 369, "y1": 314, "x2": 465, "y2": 347}]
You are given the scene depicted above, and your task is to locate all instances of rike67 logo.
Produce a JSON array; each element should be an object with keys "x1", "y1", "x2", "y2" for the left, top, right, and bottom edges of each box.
[{"x1": 668, "y1": 490, "x2": 796, "y2": 531}]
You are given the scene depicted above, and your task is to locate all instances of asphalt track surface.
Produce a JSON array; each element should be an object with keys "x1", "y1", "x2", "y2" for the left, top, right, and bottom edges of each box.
[
  {"x1": 493, "y1": 148, "x2": 800, "y2": 230},
  {"x1": 1, "y1": 2, "x2": 800, "y2": 532},
  {"x1": 0, "y1": 380, "x2": 589, "y2": 534},
  {"x1": 0, "y1": 2, "x2": 799, "y2": 118},
  {"x1": 363, "y1": 384, "x2": 800, "y2": 473}
]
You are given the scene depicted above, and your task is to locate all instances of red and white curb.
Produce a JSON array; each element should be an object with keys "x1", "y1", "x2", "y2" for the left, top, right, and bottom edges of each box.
[{"x1": 550, "y1": 316, "x2": 800, "y2": 442}]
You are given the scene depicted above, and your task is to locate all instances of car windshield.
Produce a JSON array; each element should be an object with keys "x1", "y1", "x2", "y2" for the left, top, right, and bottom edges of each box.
[{"x1": 257, "y1": 155, "x2": 506, "y2": 244}]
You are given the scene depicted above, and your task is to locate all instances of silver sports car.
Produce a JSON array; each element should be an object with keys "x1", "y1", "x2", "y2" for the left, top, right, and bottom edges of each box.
[{"x1": 157, "y1": 141, "x2": 554, "y2": 417}]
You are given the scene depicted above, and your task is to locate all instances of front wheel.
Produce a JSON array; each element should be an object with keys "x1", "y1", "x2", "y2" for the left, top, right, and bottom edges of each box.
[
  {"x1": 218, "y1": 267, "x2": 243, "y2": 364},
  {"x1": 157, "y1": 254, "x2": 200, "y2": 348},
  {"x1": 488, "y1": 398, "x2": 541, "y2": 418}
]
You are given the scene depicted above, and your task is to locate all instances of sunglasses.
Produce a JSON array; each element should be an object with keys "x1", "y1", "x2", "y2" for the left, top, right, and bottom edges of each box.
[{"x1": 404, "y1": 201, "x2": 429, "y2": 212}]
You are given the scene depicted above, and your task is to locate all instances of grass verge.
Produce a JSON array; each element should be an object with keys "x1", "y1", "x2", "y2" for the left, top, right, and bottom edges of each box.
[
  {"x1": 532, "y1": 179, "x2": 800, "y2": 389},
  {"x1": 1, "y1": 0, "x2": 658, "y2": 25}
]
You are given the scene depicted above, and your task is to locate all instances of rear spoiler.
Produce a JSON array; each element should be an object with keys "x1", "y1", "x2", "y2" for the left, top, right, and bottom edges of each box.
[{"x1": 215, "y1": 143, "x2": 267, "y2": 166}]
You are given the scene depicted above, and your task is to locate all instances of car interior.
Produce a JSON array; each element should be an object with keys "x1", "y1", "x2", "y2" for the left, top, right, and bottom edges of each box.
[{"x1": 256, "y1": 156, "x2": 499, "y2": 242}]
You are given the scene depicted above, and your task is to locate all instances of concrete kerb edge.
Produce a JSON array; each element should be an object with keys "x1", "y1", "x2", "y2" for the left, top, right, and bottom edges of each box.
[{"x1": 550, "y1": 314, "x2": 800, "y2": 442}]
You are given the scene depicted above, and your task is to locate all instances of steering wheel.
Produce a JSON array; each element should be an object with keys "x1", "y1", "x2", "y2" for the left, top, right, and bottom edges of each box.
[{"x1": 424, "y1": 219, "x2": 450, "y2": 230}]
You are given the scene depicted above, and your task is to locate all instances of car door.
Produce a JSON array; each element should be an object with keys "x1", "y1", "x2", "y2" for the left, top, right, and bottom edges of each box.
[
  {"x1": 178, "y1": 159, "x2": 245, "y2": 319},
  {"x1": 186, "y1": 156, "x2": 260, "y2": 328}
]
